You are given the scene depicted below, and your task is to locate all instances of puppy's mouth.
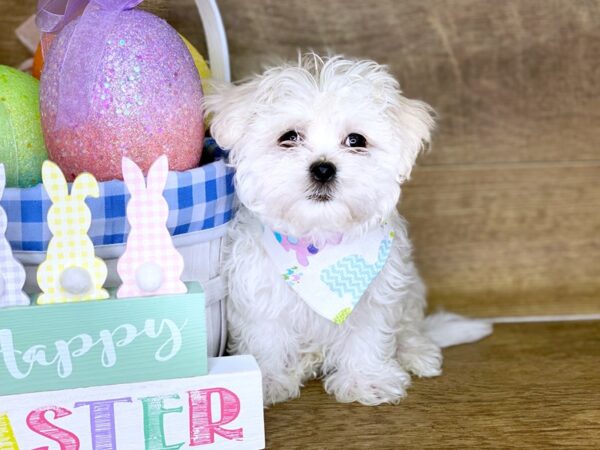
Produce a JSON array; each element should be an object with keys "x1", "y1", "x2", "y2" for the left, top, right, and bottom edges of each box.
[
  {"x1": 308, "y1": 192, "x2": 333, "y2": 202},
  {"x1": 306, "y1": 184, "x2": 335, "y2": 202}
]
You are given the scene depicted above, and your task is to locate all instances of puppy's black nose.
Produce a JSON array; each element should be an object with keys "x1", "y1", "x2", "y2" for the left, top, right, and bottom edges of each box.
[{"x1": 310, "y1": 161, "x2": 337, "y2": 183}]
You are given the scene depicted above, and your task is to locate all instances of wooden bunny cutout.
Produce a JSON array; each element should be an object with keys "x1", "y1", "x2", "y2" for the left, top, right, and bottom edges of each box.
[
  {"x1": 37, "y1": 161, "x2": 108, "y2": 304},
  {"x1": 117, "y1": 155, "x2": 187, "y2": 298},
  {"x1": 0, "y1": 164, "x2": 30, "y2": 308}
]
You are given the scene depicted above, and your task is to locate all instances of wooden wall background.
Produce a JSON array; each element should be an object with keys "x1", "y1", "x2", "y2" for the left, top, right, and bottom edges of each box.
[{"x1": 1, "y1": 0, "x2": 598, "y2": 317}]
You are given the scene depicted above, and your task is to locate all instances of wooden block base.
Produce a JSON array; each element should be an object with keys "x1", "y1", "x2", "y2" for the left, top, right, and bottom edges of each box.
[
  {"x1": 0, "y1": 355, "x2": 265, "y2": 449},
  {"x1": 0, "y1": 282, "x2": 207, "y2": 396}
]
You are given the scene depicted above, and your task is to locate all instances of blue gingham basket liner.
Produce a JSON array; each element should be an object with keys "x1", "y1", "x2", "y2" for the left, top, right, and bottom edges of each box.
[{"x1": 1, "y1": 138, "x2": 234, "y2": 252}]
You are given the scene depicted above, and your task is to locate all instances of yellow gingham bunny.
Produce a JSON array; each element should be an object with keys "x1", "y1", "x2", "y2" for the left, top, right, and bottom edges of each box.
[{"x1": 36, "y1": 161, "x2": 108, "y2": 304}]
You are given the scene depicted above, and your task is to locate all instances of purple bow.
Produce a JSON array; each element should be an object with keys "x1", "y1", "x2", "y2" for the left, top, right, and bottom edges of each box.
[
  {"x1": 36, "y1": 0, "x2": 144, "y2": 129},
  {"x1": 36, "y1": 0, "x2": 143, "y2": 32}
]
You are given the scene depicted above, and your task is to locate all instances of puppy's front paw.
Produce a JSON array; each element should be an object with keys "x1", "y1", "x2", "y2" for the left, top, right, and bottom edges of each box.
[
  {"x1": 398, "y1": 341, "x2": 442, "y2": 378},
  {"x1": 262, "y1": 376, "x2": 302, "y2": 406},
  {"x1": 324, "y1": 361, "x2": 411, "y2": 405}
]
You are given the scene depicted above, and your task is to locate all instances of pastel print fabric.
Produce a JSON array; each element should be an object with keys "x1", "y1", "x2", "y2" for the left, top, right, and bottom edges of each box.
[
  {"x1": 117, "y1": 156, "x2": 187, "y2": 298},
  {"x1": 0, "y1": 164, "x2": 29, "y2": 307},
  {"x1": 262, "y1": 222, "x2": 395, "y2": 324},
  {"x1": 36, "y1": 161, "x2": 109, "y2": 304},
  {"x1": 320, "y1": 238, "x2": 393, "y2": 304}
]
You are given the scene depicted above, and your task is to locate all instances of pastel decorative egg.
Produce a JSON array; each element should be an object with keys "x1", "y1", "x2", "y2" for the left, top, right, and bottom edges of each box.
[
  {"x1": 32, "y1": 44, "x2": 44, "y2": 80},
  {"x1": 33, "y1": 33, "x2": 210, "y2": 89},
  {"x1": 40, "y1": 8, "x2": 204, "y2": 181},
  {"x1": 0, "y1": 65, "x2": 48, "y2": 187},
  {"x1": 179, "y1": 34, "x2": 212, "y2": 94}
]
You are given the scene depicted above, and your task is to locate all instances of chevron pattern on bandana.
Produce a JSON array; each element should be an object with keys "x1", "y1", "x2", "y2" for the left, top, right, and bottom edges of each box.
[{"x1": 320, "y1": 238, "x2": 392, "y2": 305}]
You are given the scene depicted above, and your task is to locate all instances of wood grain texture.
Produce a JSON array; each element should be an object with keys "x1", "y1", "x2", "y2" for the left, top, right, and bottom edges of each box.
[
  {"x1": 401, "y1": 163, "x2": 600, "y2": 316},
  {"x1": 264, "y1": 321, "x2": 600, "y2": 449},
  {"x1": 0, "y1": 0, "x2": 33, "y2": 68}
]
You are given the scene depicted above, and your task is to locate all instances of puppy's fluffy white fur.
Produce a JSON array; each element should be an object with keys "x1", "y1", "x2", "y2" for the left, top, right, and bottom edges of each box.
[{"x1": 205, "y1": 54, "x2": 491, "y2": 406}]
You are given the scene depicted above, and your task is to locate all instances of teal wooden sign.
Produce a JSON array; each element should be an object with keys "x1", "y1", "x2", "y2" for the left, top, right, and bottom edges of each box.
[{"x1": 0, "y1": 282, "x2": 207, "y2": 395}]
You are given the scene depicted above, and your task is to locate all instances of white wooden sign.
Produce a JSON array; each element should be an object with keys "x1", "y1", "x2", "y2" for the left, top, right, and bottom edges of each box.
[{"x1": 0, "y1": 355, "x2": 264, "y2": 449}]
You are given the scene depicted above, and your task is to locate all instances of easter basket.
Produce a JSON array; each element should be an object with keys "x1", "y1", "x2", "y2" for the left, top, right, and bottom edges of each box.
[
  {"x1": 8, "y1": 0, "x2": 233, "y2": 358},
  {"x1": 2, "y1": 138, "x2": 234, "y2": 357}
]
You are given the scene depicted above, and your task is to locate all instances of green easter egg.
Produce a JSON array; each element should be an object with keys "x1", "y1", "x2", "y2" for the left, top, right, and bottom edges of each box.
[{"x1": 0, "y1": 65, "x2": 48, "y2": 187}]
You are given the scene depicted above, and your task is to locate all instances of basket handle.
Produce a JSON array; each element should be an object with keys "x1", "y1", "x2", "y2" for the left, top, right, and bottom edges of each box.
[{"x1": 194, "y1": 0, "x2": 231, "y2": 82}]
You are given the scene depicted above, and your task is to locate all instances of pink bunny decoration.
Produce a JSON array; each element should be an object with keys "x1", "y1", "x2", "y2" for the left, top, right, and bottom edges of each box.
[
  {"x1": 117, "y1": 155, "x2": 187, "y2": 298},
  {"x1": 0, "y1": 164, "x2": 29, "y2": 307}
]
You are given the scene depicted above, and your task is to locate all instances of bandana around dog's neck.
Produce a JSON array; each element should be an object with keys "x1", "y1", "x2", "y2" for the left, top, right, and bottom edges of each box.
[{"x1": 261, "y1": 221, "x2": 395, "y2": 324}]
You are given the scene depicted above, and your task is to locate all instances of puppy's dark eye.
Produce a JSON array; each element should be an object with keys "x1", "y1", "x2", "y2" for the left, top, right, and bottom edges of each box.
[
  {"x1": 344, "y1": 133, "x2": 367, "y2": 148},
  {"x1": 278, "y1": 130, "x2": 302, "y2": 147}
]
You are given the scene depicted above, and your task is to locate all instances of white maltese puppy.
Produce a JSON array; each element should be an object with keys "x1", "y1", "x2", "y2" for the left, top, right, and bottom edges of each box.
[{"x1": 205, "y1": 54, "x2": 491, "y2": 406}]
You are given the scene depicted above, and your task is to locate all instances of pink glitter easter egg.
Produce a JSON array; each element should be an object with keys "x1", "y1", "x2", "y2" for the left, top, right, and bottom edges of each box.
[{"x1": 40, "y1": 9, "x2": 204, "y2": 181}]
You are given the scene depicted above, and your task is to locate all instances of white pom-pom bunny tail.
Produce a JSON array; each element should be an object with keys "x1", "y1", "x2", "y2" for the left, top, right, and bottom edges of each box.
[
  {"x1": 422, "y1": 311, "x2": 493, "y2": 348},
  {"x1": 135, "y1": 261, "x2": 164, "y2": 292},
  {"x1": 60, "y1": 267, "x2": 93, "y2": 295}
]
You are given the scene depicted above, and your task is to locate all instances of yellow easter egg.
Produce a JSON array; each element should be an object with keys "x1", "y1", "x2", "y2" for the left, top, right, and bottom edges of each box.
[
  {"x1": 0, "y1": 65, "x2": 48, "y2": 187},
  {"x1": 179, "y1": 34, "x2": 212, "y2": 94}
]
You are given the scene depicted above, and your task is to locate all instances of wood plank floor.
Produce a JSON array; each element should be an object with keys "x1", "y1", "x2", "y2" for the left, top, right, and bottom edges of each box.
[{"x1": 264, "y1": 321, "x2": 600, "y2": 449}]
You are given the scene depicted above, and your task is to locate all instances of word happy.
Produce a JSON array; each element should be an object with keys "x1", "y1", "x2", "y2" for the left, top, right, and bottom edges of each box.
[{"x1": 0, "y1": 318, "x2": 185, "y2": 380}]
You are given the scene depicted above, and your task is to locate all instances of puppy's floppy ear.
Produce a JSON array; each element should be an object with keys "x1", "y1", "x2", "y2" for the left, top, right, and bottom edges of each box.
[
  {"x1": 387, "y1": 92, "x2": 436, "y2": 182},
  {"x1": 203, "y1": 81, "x2": 256, "y2": 154}
]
